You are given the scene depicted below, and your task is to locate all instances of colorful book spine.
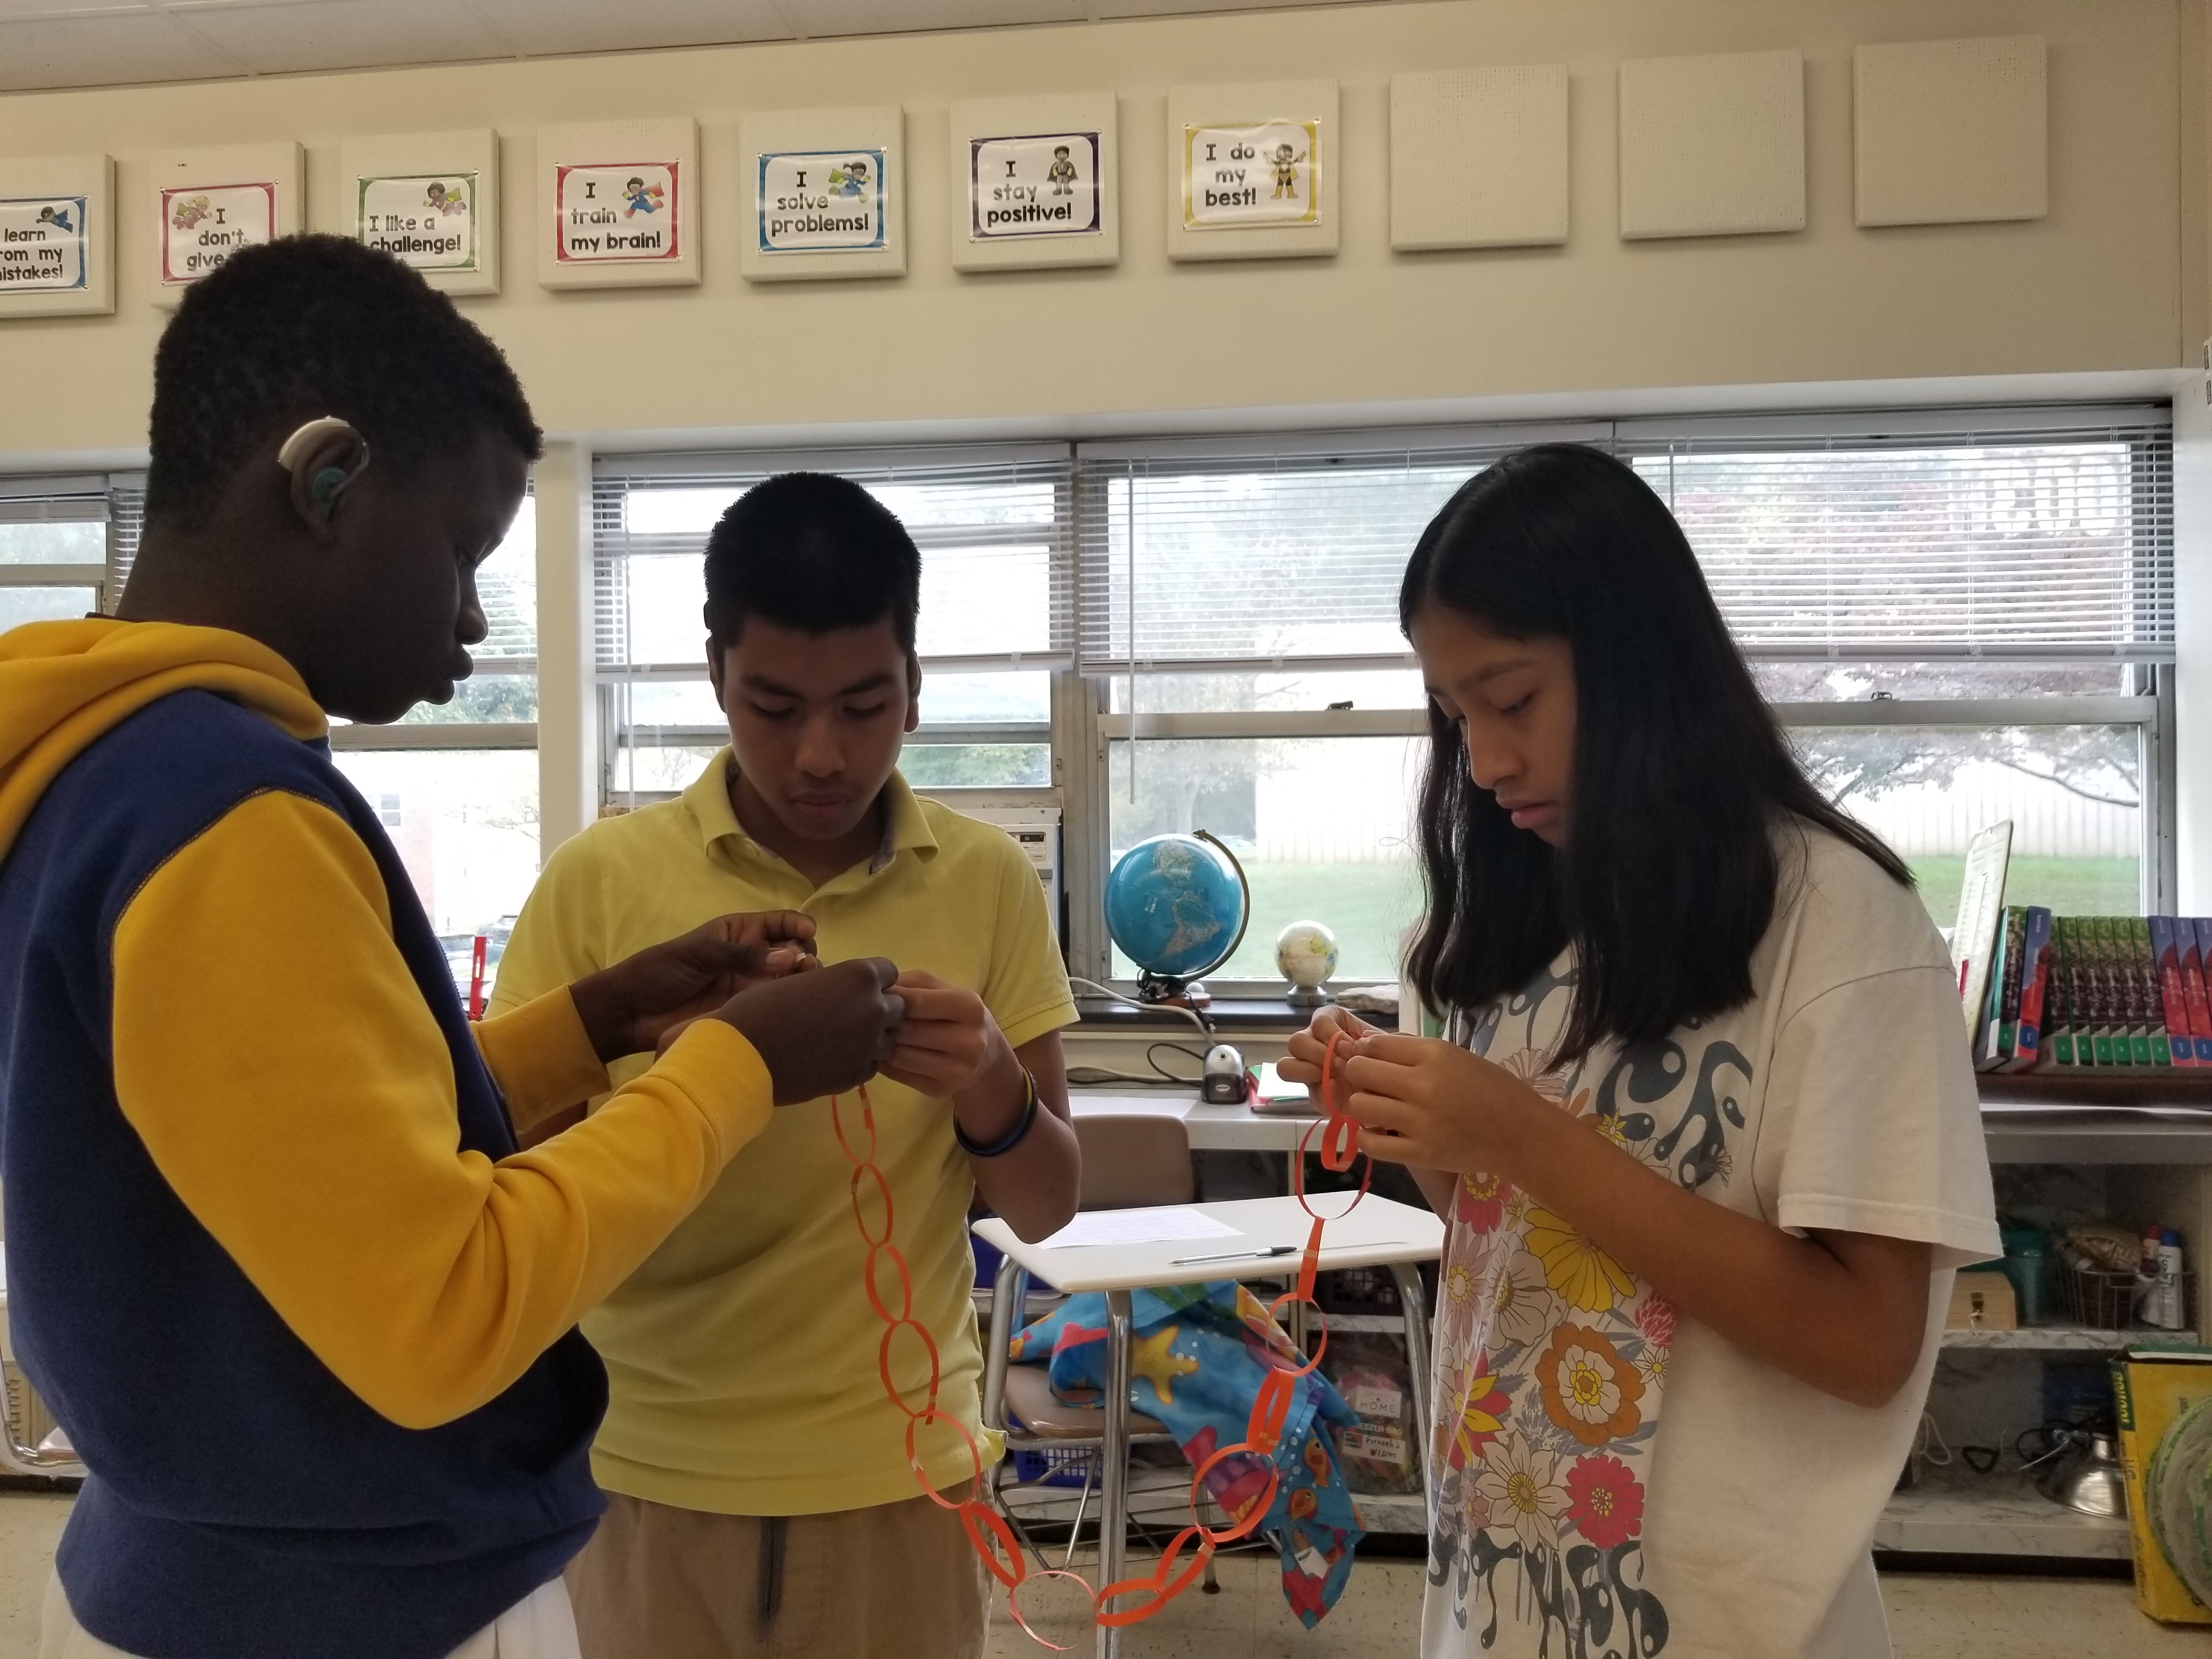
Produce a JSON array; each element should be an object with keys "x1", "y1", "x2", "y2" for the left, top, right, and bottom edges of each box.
[
  {"x1": 2089, "y1": 917, "x2": 2120, "y2": 1066},
  {"x1": 2152, "y1": 917, "x2": 2194, "y2": 1068},
  {"x1": 2067, "y1": 916, "x2": 2097, "y2": 1068},
  {"x1": 1979, "y1": 906, "x2": 2027, "y2": 1070},
  {"x1": 2047, "y1": 921, "x2": 2075, "y2": 1067},
  {"x1": 2128, "y1": 917, "x2": 2159, "y2": 1066},
  {"x1": 2185, "y1": 919, "x2": 2212, "y2": 1064},
  {"x1": 2004, "y1": 907, "x2": 2053, "y2": 1071}
]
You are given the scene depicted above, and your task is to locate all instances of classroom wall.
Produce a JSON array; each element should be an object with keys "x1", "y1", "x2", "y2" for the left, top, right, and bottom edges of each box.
[{"x1": 0, "y1": 0, "x2": 2188, "y2": 460}]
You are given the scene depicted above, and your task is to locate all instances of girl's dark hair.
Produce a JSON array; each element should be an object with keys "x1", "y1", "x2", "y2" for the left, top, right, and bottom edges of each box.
[{"x1": 1401, "y1": 443, "x2": 1910, "y2": 1059}]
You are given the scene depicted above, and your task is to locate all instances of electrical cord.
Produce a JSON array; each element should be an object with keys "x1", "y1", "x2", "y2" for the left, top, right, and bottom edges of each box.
[
  {"x1": 1069, "y1": 975, "x2": 1215, "y2": 1039},
  {"x1": 1147, "y1": 1042, "x2": 1208, "y2": 1086}
]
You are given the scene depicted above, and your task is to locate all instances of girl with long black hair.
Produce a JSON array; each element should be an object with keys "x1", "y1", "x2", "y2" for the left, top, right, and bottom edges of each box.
[{"x1": 1282, "y1": 444, "x2": 1999, "y2": 1659}]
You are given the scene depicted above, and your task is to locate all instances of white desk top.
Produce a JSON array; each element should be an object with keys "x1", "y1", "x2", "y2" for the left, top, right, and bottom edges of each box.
[
  {"x1": 973, "y1": 1194, "x2": 1443, "y2": 1295},
  {"x1": 1070, "y1": 1089, "x2": 1318, "y2": 1152}
]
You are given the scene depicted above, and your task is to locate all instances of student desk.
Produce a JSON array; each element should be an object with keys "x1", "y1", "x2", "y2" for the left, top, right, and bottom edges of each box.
[{"x1": 973, "y1": 1195, "x2": 1444, "y2": 1659}]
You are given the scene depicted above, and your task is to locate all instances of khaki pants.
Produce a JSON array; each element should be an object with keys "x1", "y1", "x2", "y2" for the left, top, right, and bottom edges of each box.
[{"x1": 568, "y1": 1488, "x2": 990, "y2": 1659}]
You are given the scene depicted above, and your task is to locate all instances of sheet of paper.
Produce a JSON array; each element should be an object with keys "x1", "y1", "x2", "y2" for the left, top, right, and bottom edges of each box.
[
  {"x1": 1070, "y1": 1096, "x2": 1195, "y2": 1120},
  {"x1": 1038, "y1": 1206, "x2": 1243, "y2": 1249}
]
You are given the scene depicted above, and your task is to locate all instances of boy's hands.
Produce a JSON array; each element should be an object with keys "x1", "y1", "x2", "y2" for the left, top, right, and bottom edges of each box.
[
  {"x1": 714, "y1": 957, "x2": 906, "y2": 1106},
  {"x1": 569, "y1": 910, "x2": 818, "y2": 1064},
  {"x1": 881, "y1": 969, "x2": 1022, "y2": 1116}
]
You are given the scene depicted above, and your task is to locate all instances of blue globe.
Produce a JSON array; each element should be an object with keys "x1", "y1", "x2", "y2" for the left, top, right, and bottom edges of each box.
[{"x1": 1104, "y1": 834, "x2": 1249, "y2": 981}]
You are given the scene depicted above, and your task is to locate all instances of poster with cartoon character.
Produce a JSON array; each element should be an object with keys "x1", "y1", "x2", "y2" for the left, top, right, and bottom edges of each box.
[
  {"x1": 1183, "y1": 119, "x2": 1321, "y2": 228},
  {"x1": 757, "y1": 149, "x2": 888, "y2": 253},
  {"x1": 0, "y1": 196, "x2": 88, "y2": 292},
  {"x1": 554, "y1": 161, "x2": 680, "y2": 264},
  {"x1": 357, "y1": 174, "x2": 478, "y2": 272},
  {"x1": 968, "y1": 131, "x2": 1101, "y2": 241},
  {"x1": 160, "y1": 182, "x2": 277, "y2": 285}
]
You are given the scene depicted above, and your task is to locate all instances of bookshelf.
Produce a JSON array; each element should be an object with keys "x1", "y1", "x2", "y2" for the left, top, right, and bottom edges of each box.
[{"x1": 1874, "y1": 1079, "x2": 2212, "y2": 1563}]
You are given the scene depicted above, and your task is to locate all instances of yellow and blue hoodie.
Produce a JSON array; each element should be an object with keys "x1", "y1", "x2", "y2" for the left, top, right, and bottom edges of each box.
[{"x1": 0, "y1": 619, "x2": 776, "y2": 1659}]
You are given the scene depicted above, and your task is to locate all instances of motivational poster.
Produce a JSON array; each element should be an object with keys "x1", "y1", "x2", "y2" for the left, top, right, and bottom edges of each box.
[
  {"x1": 757, "y1": 150, "x2": 885, "y2": 252},
  {"x1": 1184, "y1": 120, "x2": 1320, "y2": 228},
  {"x1": 537, "y1": 120, "x2": 698, "y2": 290},
  {"x1": 0, "y1": 196, "x2": 87, "y2": 292},
  {"x1": 971, "y1": 132, "x2": 1100, "y2": 240},
  {"x1": 342, "y1": 131, "x2": 500, "y2": 294},
  {"x1": 1165, "y1": 83, "x2": 1338, "y2": 263},
  {"x1": 740, "y1": 107, "x2": 905, "y2": 283},
  {"x1": 0, "y1": 154, "x2": 111, "y2": 318},
  {"x1": 150, "y1": 144, "x2": 302, "y2": 306},
  {"x1": 950, "y1": 94, "x2": 1119, "y2": 273},
  {"x1": 359, "y1": 174, "x2": 478, "y2": 270}
]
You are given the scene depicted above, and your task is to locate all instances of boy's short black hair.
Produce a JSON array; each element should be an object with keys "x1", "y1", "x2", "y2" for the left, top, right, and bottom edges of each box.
[
  {"x1": 703, "y1": 473, "x2": 921, "y2": 652},
  {"x1": 144, "y1": 234, "x2": 542, "y2": 531}
]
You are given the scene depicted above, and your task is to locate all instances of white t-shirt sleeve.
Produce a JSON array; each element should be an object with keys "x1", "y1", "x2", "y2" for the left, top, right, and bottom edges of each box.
[{"x1": 1763, "y1": 960, "x2": 2002, "y2": 1270}]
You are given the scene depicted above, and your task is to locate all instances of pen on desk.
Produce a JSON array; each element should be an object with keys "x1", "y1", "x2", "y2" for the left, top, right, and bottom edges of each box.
[{"x1": 1171, "y1": 1244, "x2": 1300, "y2": 1266}]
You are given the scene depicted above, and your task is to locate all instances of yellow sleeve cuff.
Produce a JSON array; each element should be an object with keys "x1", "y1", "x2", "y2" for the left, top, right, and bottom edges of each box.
[
  {"x1": 473, "y1": 988, "x2": 611, "y2": 1134},
  {"x1": 645, "y1": 1019, "x2": 776, "y2": 1158}
]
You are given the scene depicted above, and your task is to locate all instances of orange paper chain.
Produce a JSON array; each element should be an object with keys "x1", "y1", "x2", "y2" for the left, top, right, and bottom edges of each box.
[{"x1": 832, "y1": 1028, "x2": 1370, "y2": 1648}]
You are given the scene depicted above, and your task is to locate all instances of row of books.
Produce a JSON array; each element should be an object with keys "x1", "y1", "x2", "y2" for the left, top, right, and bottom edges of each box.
[{"x1": 1975, "y1": 911, "x2": 2212, "y2": 1072}]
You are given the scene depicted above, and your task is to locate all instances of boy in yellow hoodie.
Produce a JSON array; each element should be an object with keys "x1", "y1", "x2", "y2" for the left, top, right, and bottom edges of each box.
[{"x1": 0, "y1": 235, "x2": 906, "y2": 1659}]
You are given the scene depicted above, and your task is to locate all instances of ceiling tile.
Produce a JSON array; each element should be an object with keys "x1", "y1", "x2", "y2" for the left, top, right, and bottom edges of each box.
[
  {"x1": 171, "y1": 0, "x2": 509, "y2": 75},
  {"x1": 1092, "y1": 0, "x2": 1350, "y2": 16},
  {"x1": 0, "y1": 12, "x2": 240, "y2": 89},
  {"x1": 466, "y1": 0, "x2": 793, "y2": 58},
  {"x1": 0, "y1": 2, "x2": 156, "y2": 18},
  {"x1": 782, "y1": 0, "x2": 1082, "y2": 38}
]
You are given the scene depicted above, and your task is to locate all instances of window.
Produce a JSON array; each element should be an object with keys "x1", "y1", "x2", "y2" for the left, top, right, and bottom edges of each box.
[
  {"x1": 1622, "y1": 408, "x2": 2172, "y2": 927},
  {"x1": 330, "y1": 490, "x2": 539, "y2": 982},
  {"x1": 583, "y1": 406, "x2": 2174, "y2": 999},
  {"x1": 0, "y1": 472, "x2": 140, "y2": 623},
  {"x1": 1072, "y1": 406, "x2": 2175, "y2": 983},
  {"x1": 591, "y1": 445, "x2": 1073, "y2": 813}
]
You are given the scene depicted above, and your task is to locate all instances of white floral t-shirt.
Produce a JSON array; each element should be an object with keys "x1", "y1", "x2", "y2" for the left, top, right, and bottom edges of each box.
[{"x1": 1422, "y1": 824, "x2": 2001, "y2": 1659}]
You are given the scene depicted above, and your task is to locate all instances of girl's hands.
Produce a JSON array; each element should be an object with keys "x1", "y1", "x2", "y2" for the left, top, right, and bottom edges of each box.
[
  {"x1": 1278, "y1": 1005, "x2": 1384, "y2": 1098},
  {"x1": 1338, "y1": 1032, "x2": 1555, "y2": 1178}
]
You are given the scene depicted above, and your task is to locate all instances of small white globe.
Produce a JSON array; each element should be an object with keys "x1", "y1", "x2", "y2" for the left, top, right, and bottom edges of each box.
[{"x1": 1275, "y1": 920, "x2": 1340, "y2": 991}]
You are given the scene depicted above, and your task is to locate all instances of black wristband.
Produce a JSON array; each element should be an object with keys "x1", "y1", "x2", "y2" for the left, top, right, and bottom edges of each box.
[{"x1": 955, "y1": 1066, "x2": 1039, "y2": 1159}]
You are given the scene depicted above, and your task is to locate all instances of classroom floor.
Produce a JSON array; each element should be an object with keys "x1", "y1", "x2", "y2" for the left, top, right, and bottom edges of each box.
[{"x1": 0, "y1": 1488, "x2": 2202, "y2": 1658}]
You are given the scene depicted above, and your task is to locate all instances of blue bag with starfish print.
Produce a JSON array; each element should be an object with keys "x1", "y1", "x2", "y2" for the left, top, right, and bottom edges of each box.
[{"x1": 1007, "y1": 1280, "x2": 1366, "y2": 1626}]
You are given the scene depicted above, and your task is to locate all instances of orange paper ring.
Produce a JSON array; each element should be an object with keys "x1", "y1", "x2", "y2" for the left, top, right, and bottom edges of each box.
[
  {"x1": 1096, "y1": 1578, "x2": 1174, "y2": 1628},
  {"x1": 850, "y1": 1162, "x2": 898, "y2": 1249},
  {"x1": 1318, "y1": 1111, "x2": 1360, "y2": 1171},
  {"x1": 904, "y1": 1407, "x2": 981, "y2": 1508},
  {"x1": 881, "y1": 1317, "x2": 944, "y2": 1419},
  {"x1": 1006, "y1": 1568, "x2": 1096, "y2": 1651},
  {"x1": 1247, "y1": 1366, "x2": 1296, "y2": 1452},
  {"x1": 1148, "y1": 1525, "x2": 1216, "y2": 1602},
  {"x1": 960, "y1": 1499, "x2": 1028, "y2": 1590},
  {"x1": 864, "y1": 1240, "x2": 914, "y2": 1325},
  {"x1": 1266, "y1": 1292, "x2": 1330, "y2": 1374},
  {"x1": 1293, "y1": 1116, "x2": 1373, "y2": 1223},
  {"x1": 830, "y1": 1087, "x2": 879, "y2": 1169},
  {"x1": 1188, "y1": 1441, "x2": 1280, "y2": 1544}
]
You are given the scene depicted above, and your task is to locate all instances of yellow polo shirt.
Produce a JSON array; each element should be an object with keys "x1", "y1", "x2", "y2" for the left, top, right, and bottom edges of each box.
[{"x1": 488, "y1": 753, "x2": 1076, "y2": 1516}]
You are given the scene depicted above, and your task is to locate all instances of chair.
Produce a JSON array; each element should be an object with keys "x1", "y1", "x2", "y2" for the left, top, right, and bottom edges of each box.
[{"x1": 979, "y1": 1114, "x2": 1216, "y2": 1584}]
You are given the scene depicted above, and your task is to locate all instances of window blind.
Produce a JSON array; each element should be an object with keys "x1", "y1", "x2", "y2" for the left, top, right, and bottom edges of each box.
[
  {"x1": 1076, "y1": 404, "x2": 2174, "y2": 674},
  {"x1": 593, "y1": 444, "x2": 1076, "y2": 680}
]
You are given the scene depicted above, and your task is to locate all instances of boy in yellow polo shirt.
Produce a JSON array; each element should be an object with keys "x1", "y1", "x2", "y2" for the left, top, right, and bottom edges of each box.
[{"x1": 489, "y1": 472, "x2": 1081, "y2": 1658}]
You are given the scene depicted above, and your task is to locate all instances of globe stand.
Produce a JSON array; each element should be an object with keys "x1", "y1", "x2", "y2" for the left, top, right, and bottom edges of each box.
[
  {"x1": 1285, "y1": 984, "x2": 1333, "y2": 1010},
  {"x1": 1136, "y1": 970, "x2": 1212, "y2": 1008}
]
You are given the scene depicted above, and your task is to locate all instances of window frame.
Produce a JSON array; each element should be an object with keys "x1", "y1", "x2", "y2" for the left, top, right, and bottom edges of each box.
[
  {"x1": 590, "y1": 443, "x2": 1074, "y2": 820},
  {"x1": 577, "y1": 405, "x2": 2178, "y2": 1003}
]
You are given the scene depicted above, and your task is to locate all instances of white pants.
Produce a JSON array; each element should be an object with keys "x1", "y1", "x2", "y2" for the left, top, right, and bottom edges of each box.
[{"x1": 40, "y1": 1572, "x2": 583, "y2": 1659}]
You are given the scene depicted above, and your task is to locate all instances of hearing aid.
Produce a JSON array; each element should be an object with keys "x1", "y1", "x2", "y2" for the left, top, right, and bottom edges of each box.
[{"x1": 276, "y1": 416, "x2": 371, "y2": 518}]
